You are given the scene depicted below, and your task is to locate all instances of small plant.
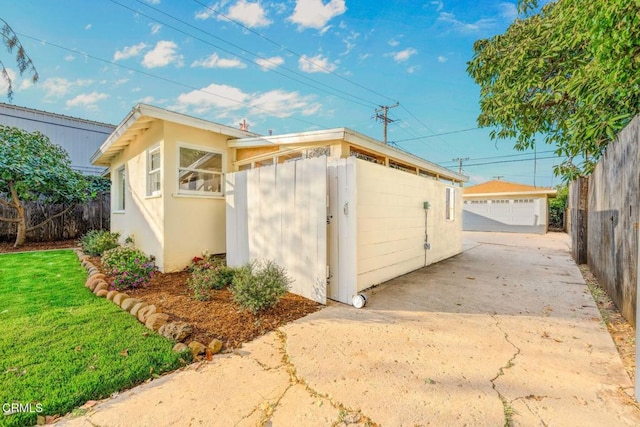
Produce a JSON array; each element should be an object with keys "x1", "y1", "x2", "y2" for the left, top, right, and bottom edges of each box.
[
  {"x1": 231, "y1": 260, "x2": 291, "y2": 314},
  {"x1": 187, "y1": 263, "x2": 237, "y2": 301},
  {"x1": 80, "y1": 230, "x2": 120, "y2": 256},
  {"x1": 102, "y1": 246, "x2": 157, "y2": 290}
]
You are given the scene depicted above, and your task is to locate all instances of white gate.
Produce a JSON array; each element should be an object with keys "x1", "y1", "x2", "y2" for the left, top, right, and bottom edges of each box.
[{"x1": 225, "y1": 157, "x2": 328, "y2": 304}]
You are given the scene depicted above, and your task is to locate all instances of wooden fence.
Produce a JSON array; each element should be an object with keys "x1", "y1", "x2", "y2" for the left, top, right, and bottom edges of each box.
[
  {"x1": 0, "y1": 193, "x2": 110, "y2": 242},
  {"x1": 568, "y1": 115, "x2": 640, "y2": 325}
]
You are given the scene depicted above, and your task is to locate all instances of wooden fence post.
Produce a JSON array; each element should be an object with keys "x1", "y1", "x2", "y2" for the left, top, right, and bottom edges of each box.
[{"x1": 571, "y1": 177, "x2": 589, "y2": 264}]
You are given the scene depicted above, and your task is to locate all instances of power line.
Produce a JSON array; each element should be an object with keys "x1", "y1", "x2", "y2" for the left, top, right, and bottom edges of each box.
[
  {"x1": 462, "y1": 155, "x2": 560, "y2": 167},
  {"x1": 439, "y1": 150, "x2": 557, "y2": 165},
  {"x1": 452, "y1": 157, "x2": 469, "y2": 174},
  {"x1": 190, "y1": 0, "x2": 398, "y2": 104},
  {"x1": 112, "y1": 0, "x2": 376, "y2": 109},
  {"x1": 17, "y1": 32, "x2": 326, "y2": 129},
  {"x1": 391, "y1": 127, "x2": 481, "y2": 143}
]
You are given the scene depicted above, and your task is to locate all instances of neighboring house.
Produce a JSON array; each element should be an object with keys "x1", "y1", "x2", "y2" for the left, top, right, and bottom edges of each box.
[
  {"x1": 0, "y1": 103, "x2": 115, "y2": 175},
  {"x1": 463, "y1": 180, "x2": 557, "y2": 234},
  {"x1": 92, "y1": 104, "x2": 468, "y2": 305}
]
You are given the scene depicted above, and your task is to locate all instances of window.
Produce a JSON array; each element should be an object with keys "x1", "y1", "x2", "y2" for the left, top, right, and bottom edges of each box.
[
  {"x1": 446, "y1": 187, "x2": 455, "y2": 221},
  {"x1": 147, "y1": 147, "x2": 161, "y2": 196},
  {"x1": 178, "y1": 145, "x2": 224, "y2": 195},
  {"x1": 115, "y1": 166, "x2": 126, "y2": 211}
]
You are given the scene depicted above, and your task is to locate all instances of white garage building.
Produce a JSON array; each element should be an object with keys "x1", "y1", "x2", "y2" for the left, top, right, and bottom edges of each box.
[{"x1": 463, "y1": 180, "x2": 556, "y2": 234}]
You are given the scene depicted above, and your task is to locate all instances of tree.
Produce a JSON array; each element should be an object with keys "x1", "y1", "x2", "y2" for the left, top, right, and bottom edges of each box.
[
  {"x1": 467, "y1": 0, "x2": 640, "y2": 181},
  {"x1": 0, "y1": 125, "x2": 105, "y2": 247},
  {"x1": 1, "y1": 18, "x2": 38, "y2": 101}
]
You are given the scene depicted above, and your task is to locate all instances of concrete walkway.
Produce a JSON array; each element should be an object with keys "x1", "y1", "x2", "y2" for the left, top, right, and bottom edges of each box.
[{"x1": 60, "y1": 232, "x2": 639, "y2": 426}]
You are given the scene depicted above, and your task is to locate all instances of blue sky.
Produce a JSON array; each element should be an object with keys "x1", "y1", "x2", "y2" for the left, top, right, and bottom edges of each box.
[{"x1": 1, "y1": 0, "x2": 562, "y2": 187}]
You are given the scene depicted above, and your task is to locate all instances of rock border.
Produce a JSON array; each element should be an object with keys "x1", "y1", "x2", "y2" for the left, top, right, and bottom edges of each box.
[{"x1": 73, "y1": 249, "x2": 217, "y2": 359}]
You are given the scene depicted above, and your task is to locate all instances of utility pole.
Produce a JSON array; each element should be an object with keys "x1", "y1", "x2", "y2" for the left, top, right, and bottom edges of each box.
[
  {"x1": 374, "y1": 102, "x2": 399, "y2": 144},
  {"x1": 453, "y1": 157, "x2": 469, "y2": 174}
]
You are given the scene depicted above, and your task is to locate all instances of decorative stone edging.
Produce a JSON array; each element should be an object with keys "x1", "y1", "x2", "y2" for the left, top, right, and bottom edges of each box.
[{"x1": 73, "y1": 248, "x2": 222, "y2": 359}]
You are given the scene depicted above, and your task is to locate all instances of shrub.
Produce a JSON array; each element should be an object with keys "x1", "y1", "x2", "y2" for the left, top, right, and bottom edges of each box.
[
  {"x1": 231, "y1": 260, "x2": 291, "y2": 314},
  {"x1": 102, "y1": 246, "x2": 157, "y2": 290},
  {"x1": 187, "y1": 264, "x2": 237, "y2": 301},
  {"x1": 80, "y1": 230, "x2": 120, "y2": 256}
]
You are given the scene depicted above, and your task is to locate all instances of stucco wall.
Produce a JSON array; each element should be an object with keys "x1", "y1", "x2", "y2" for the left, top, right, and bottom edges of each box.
[
  {"x1": 355, "y1": 159, "x2": 463, "y2": 291},
  {"x1": 161, "y1": 122, "x2": 231, "y2": 272},
  {"x1": 110, "y1": 121, "x2": 165, "y2": 267}
]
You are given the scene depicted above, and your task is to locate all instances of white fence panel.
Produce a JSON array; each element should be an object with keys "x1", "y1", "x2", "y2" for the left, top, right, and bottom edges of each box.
[{"x1": 226, "y1": 157, "x2": 327, "y2": 304}]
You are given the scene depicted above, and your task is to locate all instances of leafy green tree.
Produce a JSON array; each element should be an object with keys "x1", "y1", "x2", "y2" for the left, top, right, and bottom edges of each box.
[
  {"x1": 467, "y1": 0, "x2": 640, "y2": 181},
  {"x1": 1, "y1": 18, "x2": 38, "y2": 101},
  {"x1": 0, "y1": 125, "x2": 105, "y2": 247}
]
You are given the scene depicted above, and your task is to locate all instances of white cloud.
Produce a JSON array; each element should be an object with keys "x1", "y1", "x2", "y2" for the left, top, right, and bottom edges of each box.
[
  {"x1": 359, "y1": 53, "x2": 371, "y2": 61},
  {"x1": 288, "y1": 0, "x2": 346, "y2": 30},
  {"x1": 84, "y1": 24, "x2": 92, "y2": 30},
  {"x1": 174, "y1": 83, "x2": 249, "y2": 114},
  {"x1": 196, "y1": 1, "x2": 271, "y2": 28},
  {"x1": 498, "y1": 2, "x2": 518, "y2": 20},
  {"x1": 66, "y1": 92, "x2": 109, "y2": 110},
  {"x1": 228, "y1": 0, "x2": 271, "y2": 27},
  {"x1": 248, "y1": 89, "x2": 319, "y2": 118},
  {"x1": 113, "y1": 42, "x2": 147, "y2": 61},
  {"x1": 391, "y1": 48, "x2": 417, "y2": 63},
  {"x1": 172, "y1": 83, "x2": 320, "y2": 119},
  {"x1": 255, "y1": 56, "x2": 284, "y2": 71},
  {"x1": 191, "y1": 53, "x2": 246, "y2": 69},
  {"x1": 149, "y1": 23, "x2": 162, "y2": 34},
  {"x1": 319, "y1": 25, "x2": 332, "y2": 35},
  {"x1": 437, "y1": 12, "x2": 495, "y2": 33},
  {"x1": 298, "y1": 54, "x2": 337, "y2": 73},
  {"x1": 142, "y1": 41, "x2": 183, "y2": 68},
  {"x1": 341, "y1": 31, "x2": 359, "y2": 55},
  {"x1": 147, "y1": 0, "x2": 161, "y2": 4},
  {"x1": 430, "y1": 0, "x2": 443, "y2": 12},
  {"x1": 19, "y1": 78, "x2": 34, "y2": 91},
  {"x1": 138, "y1": 96, "x2": 156, "y2": 104},
  {"x1": 64, "y1": 55, "x2": 75, "y2": 62},
  {"x1": 388, "y1": 39, "x2": 400, "y2": 47},
  {"x1": 41, "y1": 77, "x2": 92, "y2": 98},
  {"x1": 437, "y1": 55, "x2": 448, "y2": 63},
  {"x1": 114, "y1": 78, "x2": 129, "y2": 86},
  {"x1": 407, "y1": 66, "x2": 418, "y2": 74}
]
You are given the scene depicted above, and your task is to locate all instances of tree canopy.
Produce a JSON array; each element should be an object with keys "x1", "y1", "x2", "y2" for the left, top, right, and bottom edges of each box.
[
  {"x1": 467, "y1": 0, "x2": 640, "y2": 181},
  {"x1": 1, "y1": 18, "x2": 38, "y2": 101},
  {"x1": 0, "y1": 125, "x2": 104, "y2": 246}
]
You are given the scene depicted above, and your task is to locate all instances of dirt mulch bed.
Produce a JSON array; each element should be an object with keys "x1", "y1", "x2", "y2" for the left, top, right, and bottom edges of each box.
[
  {"x1": 88, "y1": 256, "x2": 321, "y2": 350},
  {"x1": 1, "y1": 240, "x2": 321, "y2": 351},
  {"x1": 580, "y1": 265, "x2": 636, "y2": 383},
  {"x1": 0, "y1": 239, "x2": 78, "y2": 253}
]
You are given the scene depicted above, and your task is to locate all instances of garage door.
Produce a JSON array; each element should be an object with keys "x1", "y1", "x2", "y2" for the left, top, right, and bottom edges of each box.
[{"x1": 463, "y1": 199, "x2": 546, "y2": 233}]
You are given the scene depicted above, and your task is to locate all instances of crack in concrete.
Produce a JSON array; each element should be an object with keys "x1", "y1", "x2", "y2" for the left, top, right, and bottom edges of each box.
[
  {"x1": 247, "y1": 329, "x2": 378, "y2": 427},
  {"x1": 490, "y1": 315, "x2": 522, "y2": 427}
]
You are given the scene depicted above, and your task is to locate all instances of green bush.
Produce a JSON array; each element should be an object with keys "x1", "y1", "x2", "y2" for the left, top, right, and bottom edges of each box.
[
  {"x1": 102, "y1": 246, "x2": 157, "y2": 290},
  {"x1": 188, "y1": 264, "x2": 237, "y2": 301},
  {"x1": 80, "y1": 230, "x2": 120, "y2": 256},
  {"x1": 231, "y1": 260, "x2": 291, "y2": 314}
]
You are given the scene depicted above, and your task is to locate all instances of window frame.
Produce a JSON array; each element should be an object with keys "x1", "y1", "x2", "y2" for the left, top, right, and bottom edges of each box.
[
  {"x1": 176, "y1": 143, "x2": 225, "y2": 197},
  {"x1": 147, "y1": 145, "x2": 161, "y2": 197},
  {"x1": 445, "y1": 187, "x2": 455, "y2": 221},
  {"x1": 114, "y1": 165, "x2": 126, "y2": 212}
]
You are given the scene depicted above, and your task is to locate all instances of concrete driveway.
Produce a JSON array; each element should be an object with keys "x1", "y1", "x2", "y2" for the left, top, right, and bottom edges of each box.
[{"x1": 61, "y1": 232, "x2": 639, "y2": 426}]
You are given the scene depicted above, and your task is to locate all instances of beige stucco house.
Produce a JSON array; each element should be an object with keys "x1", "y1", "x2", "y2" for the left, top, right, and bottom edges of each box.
[{"x1": 92, "y1": 104, "x2": 468, "y2": 304}]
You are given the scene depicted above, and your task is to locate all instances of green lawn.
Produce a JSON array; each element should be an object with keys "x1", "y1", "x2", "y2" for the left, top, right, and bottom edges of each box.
[{"x1": 0, "y1": 250, "x2": 188, "y2": 427}]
